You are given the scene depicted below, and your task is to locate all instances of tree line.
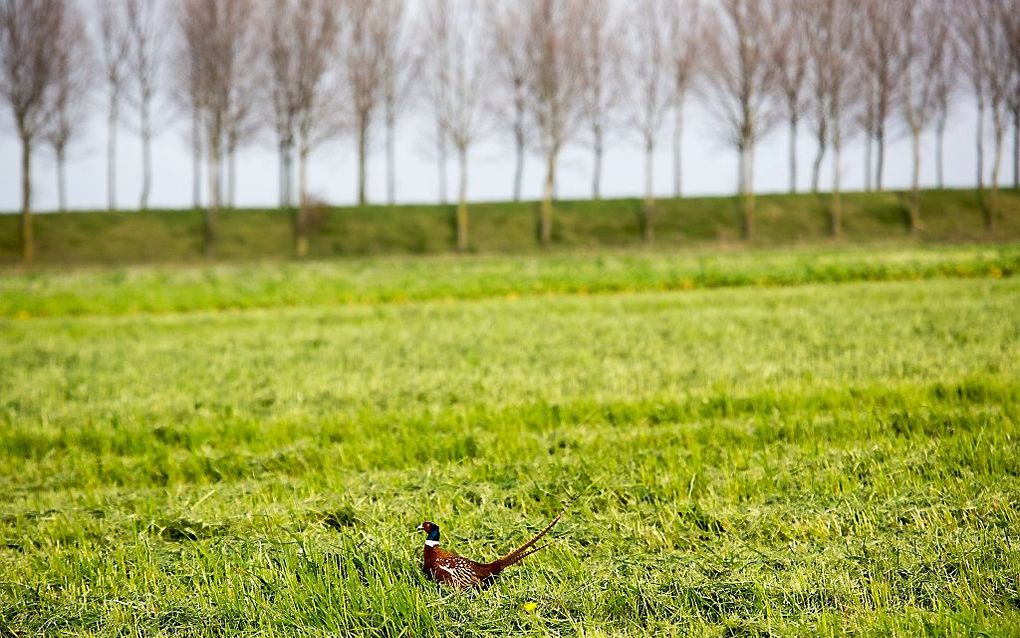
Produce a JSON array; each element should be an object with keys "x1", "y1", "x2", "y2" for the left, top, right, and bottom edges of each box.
[{"x1": 2, "y1": 0, "x2": 1019, "y2": 262}]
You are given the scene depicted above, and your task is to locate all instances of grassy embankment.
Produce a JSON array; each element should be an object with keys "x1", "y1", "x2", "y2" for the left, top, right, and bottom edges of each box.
[
  {"x1": 1, "y1": 246, "x2": 1019, "y2": 636},
  {"x1": 1, "y1": 188, "x2": 1019, "y2": 266}
]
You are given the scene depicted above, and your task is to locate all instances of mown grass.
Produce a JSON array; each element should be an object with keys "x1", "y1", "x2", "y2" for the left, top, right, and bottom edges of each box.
[
  {"x1": 1, "y1": 188, "x2": 1019, "y2": 266},
  {"x1": 1, "y1": 254, "x2": 1019, "y2": 636}
]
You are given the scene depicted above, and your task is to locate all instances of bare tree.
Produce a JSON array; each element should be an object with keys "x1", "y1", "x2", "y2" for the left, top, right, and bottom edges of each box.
[
  {"x1": 125, "y1": 0, "x2": 165, "y2": 212},
  {"x1": 293, "y1": 6, "x2": 342, "y2": 256},
  {"x1": 262, "y1": 0, "x2": 298, "y2": 210},
  {"x1": 576, "y1": 0, "x2": 623, "y2": 201},
  {"x1": 900, "y1": 0, "x2": 950, "y2": 234},
  {"x1": 342, "y1": 0, "x2": 387, "y2": 206},
  {"x1": 806, "y1": 21, "x2": 829, "y2": 195},
  {"x1": 859, "y1": 78, "x2": 876, "y2": 191},
  {"x1": 667, "y1": 0, "x2": 703, "y2": 198},
  {"x1": 223, "y1": 61, "x2": 259, "y2": 210},
  {"x1": 418, "y1": 0, "x2": 451, "y2": 204},
  {"x1": 422, "y1": 0, "x2": 488, "y2": 251},
  {"x1": 701, "y1": 0, "x2": 777, "y2": 240},
  {"x1": 858, "y1": 0, "x2": 907, "y2": 192},
  {"x1": 96, "y1": 0, "x2": 130, "y2": 211},
  {"x1": 626, "y1": 0, "x2": 673, "y2": 242},
  {"x1": 167, "y1": 6, "x2": 203, "y2": 210},
  {"x1": 957, "y1": 1, "x2": 989, "y2": 193},
  {"x1": 983, "y1": 0, "x2": 1013, "y2": 231},
  {"x1": 183, "y1": 33, "x2": 202, "y2": 209},
  {"x1": 524, "y1": 0, "x2": 584, "y2": 246},
  {"x1": 487, "y1": 0, "x2": 531, "y2": 202},
  {"x1": 177, "y1": 0, "x2": 257, "y2": 256},
  {"x1": 769, "y1": 0, "x2": 810, "y2": 194},
  {"x1": 1001, "y1": 0, "x2": 1020, "y2": 189},
  {"x1": 44, "y1": 5, "x2": 93, "y2": 214},
  {"x1": 261, "y1": 0, "x2": 342, "y2": 256},
  {"x1": 378, "y1": 0, "x2": 411, "y2": 206},
  {"x1": 930, "y1": 2, "x2": 958, "y2": 190},
  {"x1": 806, "y1": 0, "x2": 861, "y2": 237},
  {"x1": 1, "y1": 0, "x2": 66, "y2": 261}
]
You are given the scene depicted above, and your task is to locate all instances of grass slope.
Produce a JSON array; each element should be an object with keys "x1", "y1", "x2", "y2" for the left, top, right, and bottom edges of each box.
[
  {"x1": 1, "y1": 189, "x2": 1019, "y2": 266},
  {"x1": 1, "y1": 253, "x2": 1019, "y2": 636}
]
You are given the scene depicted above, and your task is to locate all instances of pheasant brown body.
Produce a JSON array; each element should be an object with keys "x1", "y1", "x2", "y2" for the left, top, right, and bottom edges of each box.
[{"x1": 417, "y1": 507, "x2": 565, "y2": 590}]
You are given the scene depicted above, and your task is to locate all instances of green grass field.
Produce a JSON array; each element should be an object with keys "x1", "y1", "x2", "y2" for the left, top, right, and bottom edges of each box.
[
  {"x1": 2, "y1": 246, "x2": 1019, "y2": 636},
  {"x1": 2, "y1": 188, "x2": 1020, "y2": 265}
]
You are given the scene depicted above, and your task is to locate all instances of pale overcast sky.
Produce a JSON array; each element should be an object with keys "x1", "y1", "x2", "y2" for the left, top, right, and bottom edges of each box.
[{"x1": 0, "y1": 95, "x2": 998, "y2": 213}]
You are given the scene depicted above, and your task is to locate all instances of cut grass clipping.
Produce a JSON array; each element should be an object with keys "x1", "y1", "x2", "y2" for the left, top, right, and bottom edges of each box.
[{"x1": 1, "y1": 248, "x2": 1018, "y2": 636}]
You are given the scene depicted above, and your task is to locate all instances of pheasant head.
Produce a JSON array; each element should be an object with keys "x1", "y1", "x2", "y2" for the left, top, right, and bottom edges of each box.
[{"x1": 416, "y1": 520, "x2": 441, "y2": 546}]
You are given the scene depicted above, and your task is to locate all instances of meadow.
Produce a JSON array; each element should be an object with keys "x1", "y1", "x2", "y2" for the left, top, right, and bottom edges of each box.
[{"x1": 1, "y1": 245, "x2": 1019, "y2": 636}]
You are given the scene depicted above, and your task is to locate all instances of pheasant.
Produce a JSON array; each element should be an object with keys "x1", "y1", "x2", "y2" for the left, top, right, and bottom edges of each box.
[{"x1": 416, "y1": 507, "x2": 566, "y2": 590}]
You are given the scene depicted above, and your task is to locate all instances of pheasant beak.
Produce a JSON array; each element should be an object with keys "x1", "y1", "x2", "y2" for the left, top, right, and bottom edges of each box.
[{"x1": 415, "y1": 523, "x2": 424, "y2": 533}]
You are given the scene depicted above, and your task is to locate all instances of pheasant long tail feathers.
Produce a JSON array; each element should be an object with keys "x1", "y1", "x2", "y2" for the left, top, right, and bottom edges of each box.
[{"x1": 488, "y1": 498, "x2": 574, "y2": 573}]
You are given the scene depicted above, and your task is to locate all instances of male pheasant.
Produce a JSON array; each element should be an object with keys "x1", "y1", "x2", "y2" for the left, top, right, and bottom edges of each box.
[{"x1": 416, "y1": 507, "x2": 566, "y2": 589}]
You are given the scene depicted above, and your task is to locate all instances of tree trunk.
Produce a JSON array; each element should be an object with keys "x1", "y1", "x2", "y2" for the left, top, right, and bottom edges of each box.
[
  {"x1": 908, "y1": 129, "x2": 922, "y2": 234},
  {"x1": 811, "y1": 120, "x2": 826, "y2": 194},
  {"x1": 295, "y1": 147, "x2": 309, "y2": 258},
  {"x1": 386, "y1": 113, "x2": 396, "y2": 206},
  {"x1": 457, "y1": 146, "x2": 469, "y2": 252},
  {"x1": 1012, "y1": 107, "x2": 1019, "y2": 189},
  {"x1": 674, "y1": 99, "x2": 685, "y2": 197},
  {"x1": 437, "y1": 117, "x2": 447, "y2": 205},
  {"x1": 357, "y1": 115, "x2": 368, "y2": 206},
  {"x1": 280, "y1": 143, "x2": 293, "y2": 209},
  {"x1": 56, "y1": 146, "x2": 67, "y2": 214},
  {"x1": 539, "y1": 150, "x2": 556, "y2": 246},
  {"x1": 976, "y1": 97, "x2": 985, "y2": 190},
  {"x1": 643, "y1": 139, "x2": 655, "y2": 243},
  {"x1": 740, "y1": 143, "x2": 755, "y2": 241},
  {"x1": 831, "y1": 134, "x2": 842, "y2": 238},
  {"x1": 989, "y1": 119, "x2": 1004, "y2": 232},
  {"x1": 513, "y1": 125, "x2": 524, "y2": 203},
  {"x1": 107, "y1": 94, "x2": 118, "y2": 212},
  {"x1": 227, "y1": 146, "x2": 237, "y2": 210},
  {"x1": 864, "y1": 133, "x2": 873, "y2": 193},
  {"x1": 140, "y1": 101, "x2": 152, "y2": 211},
  {"x1": 205, "y1": 128, "x2": 221, "y2": 258},
  {"x1": 875, "y1": 121, "x2": 886, "y2": 191},
  {"x1": 592, "y1": 126, "x2": 603, "y2": 201},
  {"x1": 936, "y1": 117, "x2": 947, "y2": 189},
  {"x1": 192, "y1": 110, "x2": 202, "y2": 209},
  {"x1": 20, "y1": 135, "x2": 33, "y2": 263},
  {"x1": 788, "y1": 116, "x2": 797, "y2": 194}
]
